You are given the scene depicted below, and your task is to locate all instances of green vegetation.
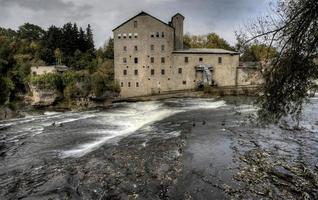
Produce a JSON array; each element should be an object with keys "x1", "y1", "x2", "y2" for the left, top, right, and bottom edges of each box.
[
  {"x1": 183, "y1": 32, "x2": 235, "y2": 51},
  {"x1": 0, "y1": 22, "x2": 117, "y2": 106},
  {"x1": 238, "y1": 0, "x2": 318, "y2": 123}
]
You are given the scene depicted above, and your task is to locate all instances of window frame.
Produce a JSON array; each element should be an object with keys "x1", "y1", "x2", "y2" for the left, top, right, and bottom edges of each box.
[
  {"x1": 178, "y1": 68, "x2": 182, "y2": 74},
  {"x1": 218, "y1": 57, "x2": 222, "y2": 64}
]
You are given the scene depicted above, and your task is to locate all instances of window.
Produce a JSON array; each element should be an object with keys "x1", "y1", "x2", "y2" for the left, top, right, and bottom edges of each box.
[
  {"x1": 134, "y1": 33, "x2": 138, "y2": 38},
  {"x1": 178, "y1": 68, "x2": 182, "y2": 74},
  {"x1": 123, "y1": 57, "x2": 127, "y2": 63},
  {"x1": 218, "y1": 57, "x2": 222, "y2": 64},
  {"x1": 121, "y1": 82, "x2": 124, "y2": 87},
  {"x1": 134, "y1": 21, "x2": 138, "y2": 28},
  {"x1": 161, "y1": 57, "x2": 165, "y2": 64},
  {"x1": 156, "y1": 32, "x2": 159, "y2": 38},
  {"x1": 134, "y1": 57, "x2": 138, "y2": 64},
  {"x1": 161, "y1": 69, "x2": 165, "y2": 75},
  {"x1": 128, "y1": 33, "x2": 132, "y2": 39},
  {"x1": 123, "y1": 70, "x2": 127, "y2": 75},
  {"x1": 150, "y1": 45, "x2": 154, "y2": 51},
  {"x1": 123, "y1": 33, "x2": 127, "y2": 39},
  {"x1": 128, "y1": 82, "x2": 131, "y2": 87},
  {"x1": 118, "y1": 34, "x2": 121, "y2": 39},
  {"x1": 151, "y1": 69, "x2": 155, "y2": 75},
  {"x1": 199, "y1": 57, "x2": 203, "y2": 62},
  {"x1": 134, "y1": 45, "x2": 138, "y2": 51},
  {"x1": 123, "y1": 46, "x2": 127, "y2": 51},
  {"x1": 161, "y1": 45, "x2": 165, "y2": 51},
  {"x1": 185, "y1": 57, "x2": 188, "y2": 63},
  {"x1": 162, "y1": 32, "x2": 165, "y2": 38},
  {"x1": 151, "y1": 32, "x2": 155, "y2": 38},
  {"x1": 183, "y1": 81, "x2": 187, "y2": 85},
  {"x1": 151, "y1": 57, "x2": 154, "y2": 63},
  {"x1": 134, "y1": 69, "x2": 138, "y2": 75},
  {"x1": 136, "y1": 82, "x2": 139, "y2": 87}
]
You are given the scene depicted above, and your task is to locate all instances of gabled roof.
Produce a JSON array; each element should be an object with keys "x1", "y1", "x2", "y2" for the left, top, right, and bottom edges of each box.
[
  {"x1": 171, "y1": 13, "x2": 185, "y2": 19},
  {"x1": 112, "y1": 11, "x2": 174, "y2": 31}
]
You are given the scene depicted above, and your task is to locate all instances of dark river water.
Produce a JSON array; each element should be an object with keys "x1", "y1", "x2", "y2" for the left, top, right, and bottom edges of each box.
[{"x1": 1, "y1": 97, "x2": 318, "y2": 199}]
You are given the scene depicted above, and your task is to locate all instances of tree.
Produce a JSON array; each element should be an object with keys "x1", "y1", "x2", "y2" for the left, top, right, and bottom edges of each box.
[
  {"x1": 18, "y1": 23, "x2": 45, "y2": 41},
  {"x1": 240, "y1": 43, "x2": 278, "y2": 62},
  {"x1": 86, "y1": 24, "x2": 94, "y2": 51},
  {"x1": 104, "y1": 38, "x2": 114, "y2": 59},
  {"x1": 182, "y1": 32, "x2": 234, "y2": 50},
  {"x1": 238, "y1": 0, "x2": 318, "y2": 123},
  {"x1": 206, "y1": 33, "x2": 234, "y2": 50}
]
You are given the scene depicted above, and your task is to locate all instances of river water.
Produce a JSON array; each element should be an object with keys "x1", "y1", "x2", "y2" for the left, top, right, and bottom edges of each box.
[{"x1": 0, "y1": 97, "x2": 318, "y2": 199}]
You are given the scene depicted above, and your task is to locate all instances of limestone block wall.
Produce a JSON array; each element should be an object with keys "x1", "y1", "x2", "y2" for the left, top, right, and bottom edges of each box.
[
  {"x1": 114, "y1": 15, "x2": 175, "y2": 97},
  {"x1": 171, "y1": 53, "x2": 239, "y2": 90}
]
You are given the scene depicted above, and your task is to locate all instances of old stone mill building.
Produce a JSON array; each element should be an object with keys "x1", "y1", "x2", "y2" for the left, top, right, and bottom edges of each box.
[{"x1": 113, "y1": 11, "x2": 243, "y2": 97}]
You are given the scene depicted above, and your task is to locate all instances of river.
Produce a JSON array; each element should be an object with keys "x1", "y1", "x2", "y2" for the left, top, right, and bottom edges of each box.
[{"x1": 0, "y1": 97, "x2": 318, "y2": 199}]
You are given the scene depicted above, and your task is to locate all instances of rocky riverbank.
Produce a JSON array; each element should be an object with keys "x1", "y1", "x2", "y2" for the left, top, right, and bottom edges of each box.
[{"x1": 1, "y1": 97, "x2": 317, "y2": 199}]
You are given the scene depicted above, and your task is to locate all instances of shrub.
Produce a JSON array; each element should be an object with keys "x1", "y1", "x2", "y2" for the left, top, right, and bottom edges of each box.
[
  {"x1": 30, "y1": 73, "x2": 63, "y2": 90},
  {"x1": 0, "y1": 76, "x2": 14, "y2": 105}
]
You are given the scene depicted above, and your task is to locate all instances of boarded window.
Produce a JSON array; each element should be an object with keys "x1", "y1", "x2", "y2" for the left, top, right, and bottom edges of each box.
[
  {"x1": 218, "y1": 57, "x2": 222, "y2": 64},
  {"x1": 150, "y1": 45, "x2": 154, "y2": 51},
  {"x1": 151, "y1": 57, "x2": 154, "y2": 63},
  {"x1": 161, "y1": 69, "x2": 165, "y2": 75},
  {"x1": 134, "y1": 58, "x2": 138, "y2": 64},
  {"x1": 178, "y1": 68, "x2": 182, "y2": 74},
  {"x1": 134, "y1": 21, "x2": 138, "y2": 28},
  {"x1": 185, "y1": 57, "x2": 188, "y2": 63},
  {"x1": 123, "y1": 70, "x2": 127, "y2": 75},
  {"x1": 134, "y1": 69, "x2": 138, "y2": 75},
  {"x1": 123, "y1": 46, "x2": 127, "y2": 51},
  {"x1": 161, "y1": 57, "x2": 165, "y2": 64},
  {"x1": 151, "y1": 69, "x2": 155, "y2": 75}
]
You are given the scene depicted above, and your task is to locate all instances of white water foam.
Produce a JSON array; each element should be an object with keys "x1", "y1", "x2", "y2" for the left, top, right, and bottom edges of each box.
[{"x1": 60, "y1": 99, "x2": 227, "y2": 158}]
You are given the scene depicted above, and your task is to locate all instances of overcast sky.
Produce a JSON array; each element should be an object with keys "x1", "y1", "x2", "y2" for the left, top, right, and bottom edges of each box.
[{"x1": 0, "y1": 0, "x2": 273, "y2": 47}]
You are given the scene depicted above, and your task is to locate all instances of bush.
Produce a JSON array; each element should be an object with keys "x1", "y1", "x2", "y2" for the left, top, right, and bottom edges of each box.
[
  {"x1": 0, "y1": 76, "x2": 14, "y2": 105},
  {"x1": 30, "y1": 73, "x2": 63, "y2": 90}
]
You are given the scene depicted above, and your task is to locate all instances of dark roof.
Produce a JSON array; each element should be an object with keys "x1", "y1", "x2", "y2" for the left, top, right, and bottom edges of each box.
[
  {"x1": 171, "y1": 13, "x2": 185, "y2": 19},
  {"x1": 112, "y1": 11, "x2": 174, "y2": 31},
  {"x1": 172, "y1": 48, "x2": 240, "y2": 55}
]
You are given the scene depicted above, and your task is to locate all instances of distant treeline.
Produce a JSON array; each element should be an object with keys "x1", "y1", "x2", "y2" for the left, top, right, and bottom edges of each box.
[{"x1": 0, "y1": 22, "x2": 115, "y2": 106}]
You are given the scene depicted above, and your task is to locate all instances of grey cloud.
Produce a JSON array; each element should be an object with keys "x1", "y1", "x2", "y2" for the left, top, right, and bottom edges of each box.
[
  {"x1": 0, "y1": 0, "x2": 273, "y2": 46},
  {"x1": 0, "y1": 0, "x2": 75, "y2": 11}
]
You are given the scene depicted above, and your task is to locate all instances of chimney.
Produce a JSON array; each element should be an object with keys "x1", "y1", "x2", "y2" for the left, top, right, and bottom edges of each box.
[{"x1": 171, "y1": 13, "x2": 184, "y2": 50}]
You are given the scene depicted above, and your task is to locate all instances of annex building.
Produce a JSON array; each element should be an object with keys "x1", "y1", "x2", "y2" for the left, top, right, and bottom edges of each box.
[{"x1": 113, "y1": 11, "x2": 240, "y2": 97}]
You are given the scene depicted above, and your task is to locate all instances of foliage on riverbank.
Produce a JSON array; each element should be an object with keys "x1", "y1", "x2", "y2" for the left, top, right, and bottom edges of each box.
[{"x1": 0, "y1": 23, "x2": 116, "y2": 107}]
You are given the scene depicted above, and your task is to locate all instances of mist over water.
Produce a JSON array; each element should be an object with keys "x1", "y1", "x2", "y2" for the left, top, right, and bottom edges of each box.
[{"x1": 0, "y1": 98, "x2": 227, "y2": 158}]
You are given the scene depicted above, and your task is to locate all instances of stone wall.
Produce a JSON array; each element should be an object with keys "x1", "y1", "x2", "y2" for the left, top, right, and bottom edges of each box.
[{"x1": 114, "y1": 14, "x2": 175, "y2": 97}]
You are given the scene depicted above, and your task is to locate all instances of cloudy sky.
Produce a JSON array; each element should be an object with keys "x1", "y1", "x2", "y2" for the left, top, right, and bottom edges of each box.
[{"x1": 0, "y1": 0, "x2": 272, "y2": 47}]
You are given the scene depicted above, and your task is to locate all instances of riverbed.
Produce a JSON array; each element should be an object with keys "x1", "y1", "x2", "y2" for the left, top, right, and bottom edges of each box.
[{"x1": 0, "y1": 97, "x2": 318, "y2": 199}]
